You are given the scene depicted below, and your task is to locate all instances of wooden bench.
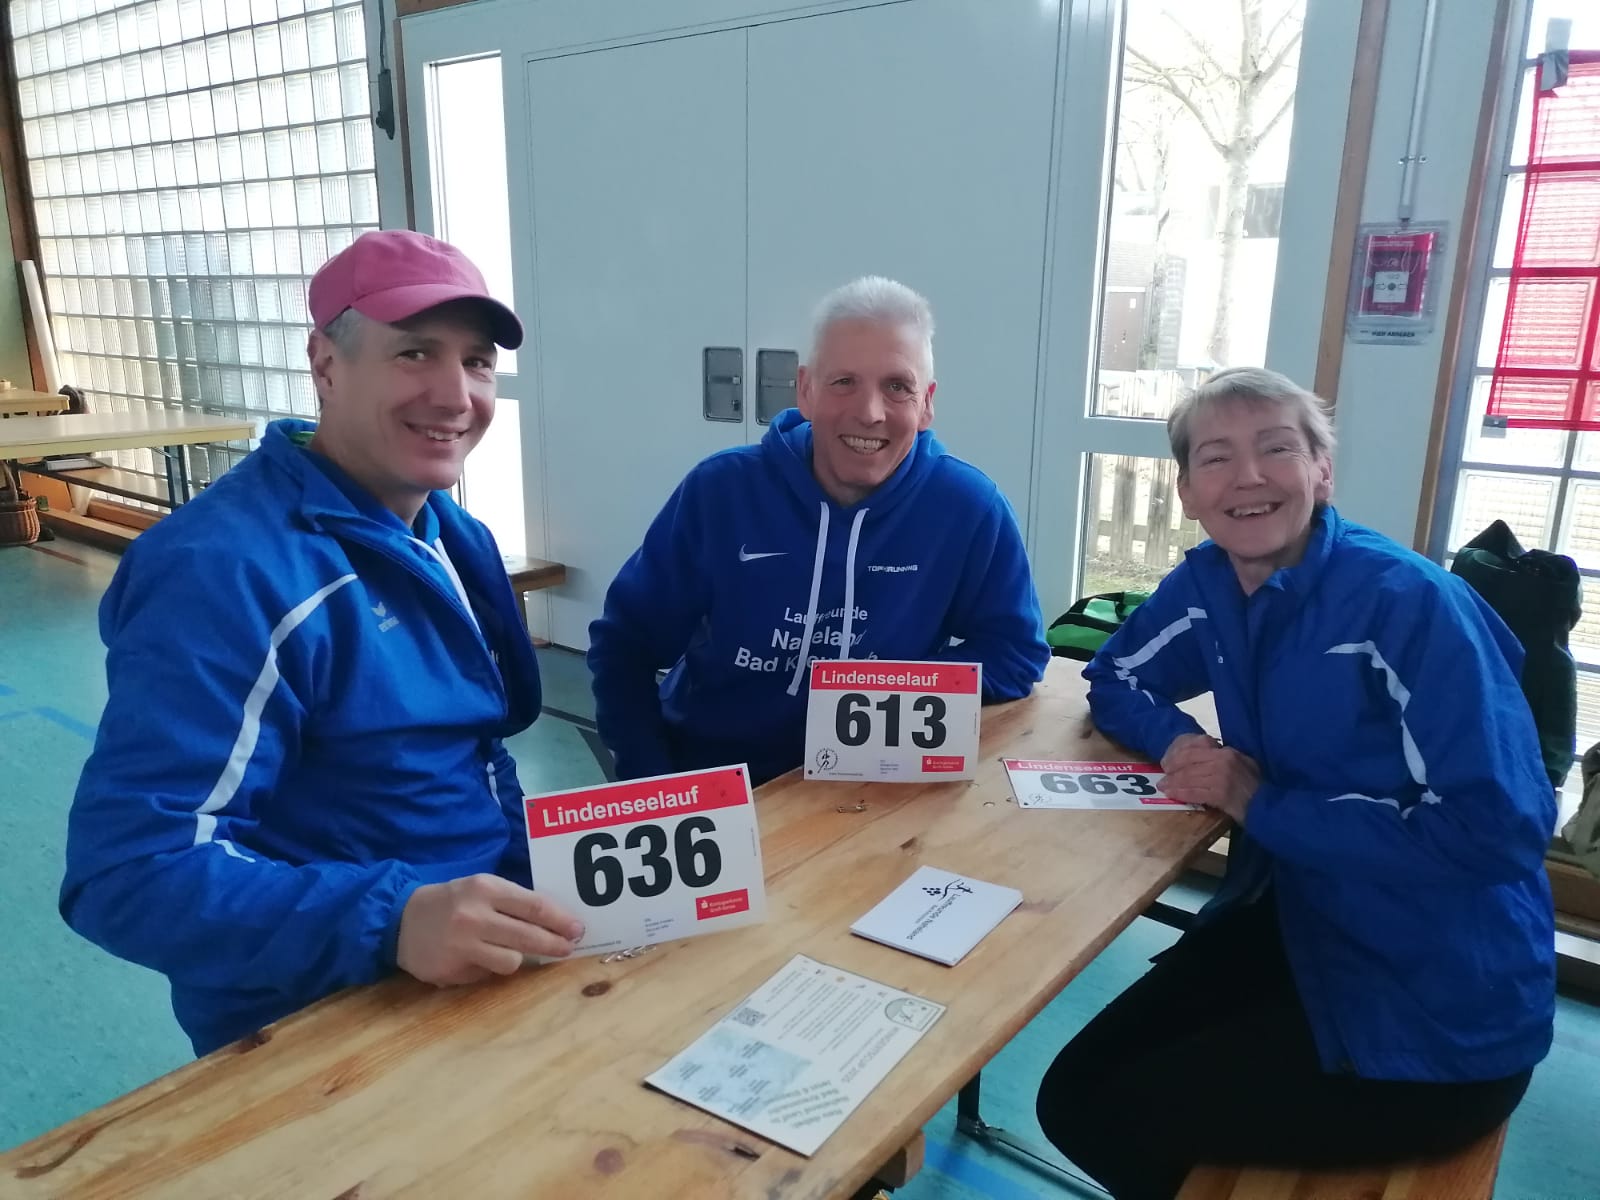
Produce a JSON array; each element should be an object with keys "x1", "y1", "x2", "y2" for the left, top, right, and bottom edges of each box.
[
  {"x1": 503, "y1": 553, "x2": 566, "y2": 595},
  {"x1": 1178, "y1": 1123, "x2": 1508, "y2": 1200},
  {"x1": 501, "y1": 553, "x2": 567, "y2": 636},
  {"x1": 19, "y1": 462, "x2": 178, "y2": 508}
]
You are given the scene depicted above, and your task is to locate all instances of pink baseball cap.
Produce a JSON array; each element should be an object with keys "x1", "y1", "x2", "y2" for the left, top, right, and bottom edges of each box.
[{"x1": 307, "y1": 229, "x2": 523, "y2": 349}]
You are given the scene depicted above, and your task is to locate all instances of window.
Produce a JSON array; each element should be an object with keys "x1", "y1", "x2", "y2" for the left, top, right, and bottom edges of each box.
[
  {"x1": 8, "y1": 0, "x2": 378, "y2": 489},
  {"x1": 1437, "y1": 0, "x2": 1600, "y2": 818},
  {"x1": 1085, "y1": 0, "x2": 1306, "y2": 593},
  {"x1": 422, "y1": 52, "x2": 524, "y2": 555}
]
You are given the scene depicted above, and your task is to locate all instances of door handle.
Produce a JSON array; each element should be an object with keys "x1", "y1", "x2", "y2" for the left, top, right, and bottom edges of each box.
[
  {"x1": 703, "y1": 347, "x2": 743, "y2": 422},
  {"x1": 756, "y1": 349, "x2": 798, "y2": 424}
]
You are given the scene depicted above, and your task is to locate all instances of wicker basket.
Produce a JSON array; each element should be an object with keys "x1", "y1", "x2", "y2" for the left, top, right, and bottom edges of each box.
[{"x1": 0, "y1": 494, "x2": 41, "y2": 547}]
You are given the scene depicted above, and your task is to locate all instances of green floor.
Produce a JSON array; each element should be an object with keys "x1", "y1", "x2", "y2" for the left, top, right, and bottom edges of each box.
[{"x1": 2, "y1": 541, "x2": 1596, "y2": 1198}]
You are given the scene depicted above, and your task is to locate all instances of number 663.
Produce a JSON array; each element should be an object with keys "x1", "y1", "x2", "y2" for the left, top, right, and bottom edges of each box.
[{"x1": 1040, "y1": 772, "x2": 1157, "y2": 797}]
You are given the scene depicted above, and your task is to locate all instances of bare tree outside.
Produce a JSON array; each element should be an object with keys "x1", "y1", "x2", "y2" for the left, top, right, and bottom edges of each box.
[
  {"x1": 1083, "y1": 0, "x2": 1306, "y2": 600},
  {"x1": 1124, "y1": 0, "x2": 1303, "y2": 365}
]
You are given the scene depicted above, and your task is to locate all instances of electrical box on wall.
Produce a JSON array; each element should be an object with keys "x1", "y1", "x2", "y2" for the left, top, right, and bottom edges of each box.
[{"x1": 1345, "y1": 222, "x2": 1449, "y2": 345}]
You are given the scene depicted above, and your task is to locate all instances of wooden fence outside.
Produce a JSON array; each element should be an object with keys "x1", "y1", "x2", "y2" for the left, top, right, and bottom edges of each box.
[
  {"x1": 1086, "y1": 369, "x2": 1205, "y2": 577},
  {"x1": 1087, "y1": 453, "x2": 1204, "y2": 571}
]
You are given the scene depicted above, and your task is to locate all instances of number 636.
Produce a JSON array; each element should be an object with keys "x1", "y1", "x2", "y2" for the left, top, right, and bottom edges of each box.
[{"x1": 572, "y1": 816, "x2": 722, "y2": 907}]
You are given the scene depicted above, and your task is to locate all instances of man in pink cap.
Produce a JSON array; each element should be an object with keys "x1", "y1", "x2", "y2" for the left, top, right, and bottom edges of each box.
[{"x1": 62, "y1": 231, "x2": 585, "y2": 1056}]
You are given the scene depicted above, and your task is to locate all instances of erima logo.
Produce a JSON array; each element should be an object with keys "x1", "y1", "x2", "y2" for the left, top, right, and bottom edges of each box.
[
  {"x1": 371, "y1": 601, "x2": 400, "y2": 633},
  {"x1": 867, "y1": 563, "x2": 919, "y2": 573},
  {"x1": 739, "y1": 546, "x2": 786, "y2": 563}
]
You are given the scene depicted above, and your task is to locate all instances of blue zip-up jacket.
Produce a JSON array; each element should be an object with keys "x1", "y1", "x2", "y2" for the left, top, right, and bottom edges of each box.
[
  {"x1": 61, "y1": 419, "x2": 542, "y2": 1056},
  {"x1": 589, "y1": 408, "x2": 1050, "y2": 784},
  {"x1": 1085, "y1": 506, "x2": 1556, "y2": 1083}
]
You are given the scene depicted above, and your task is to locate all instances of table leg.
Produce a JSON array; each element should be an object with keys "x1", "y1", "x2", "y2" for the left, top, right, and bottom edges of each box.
[
  {"x1": 954, "y1": 1071, "x2": 1106, "y2": 1196},
  {"x1": 162, "y1": 445, "x2": 181, "y2": 507}
]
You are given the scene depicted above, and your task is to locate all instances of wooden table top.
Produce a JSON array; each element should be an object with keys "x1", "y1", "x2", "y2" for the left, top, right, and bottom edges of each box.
[
  {"x1": 3, "y1": 660, "x2": 1224, "y2": 1199},
  {"x1": 0, "y1": 389, "x2": 67, "y2": 416},
  {"x1": 0, "y1": 409, "x2": 258, "y2": 458}
]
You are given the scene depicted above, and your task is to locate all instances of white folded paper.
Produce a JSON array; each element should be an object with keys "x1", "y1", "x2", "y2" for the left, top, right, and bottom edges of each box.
[{"x1": 850, "y1": 865, "x2": 1022, "y2": 966}]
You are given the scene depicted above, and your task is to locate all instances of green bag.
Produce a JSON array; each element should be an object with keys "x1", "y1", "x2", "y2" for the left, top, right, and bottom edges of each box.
[
  {"x1": 1047, "y1": 591, "x2": 1151, "y2": 662},
  {"x1": 1449, "y1": 520, "x2": 1581, "y2": 790}
]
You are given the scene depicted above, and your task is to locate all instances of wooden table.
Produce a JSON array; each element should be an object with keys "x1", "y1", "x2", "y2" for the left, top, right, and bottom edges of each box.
[
  {"x1": 2, "y1": 661, "x2": 1225, "y2": 1199},
  {"x1": 0, "y1": 409, "x2": 258, "y2": 507},
  {"x1": 0, "y1": 388, "x2": 67, "y2": 417}
]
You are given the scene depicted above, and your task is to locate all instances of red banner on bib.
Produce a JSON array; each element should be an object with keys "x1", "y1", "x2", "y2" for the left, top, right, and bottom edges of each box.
[
  {"x1": 526, "y1": 766, "x2": 750, "y2": 838},
  {"x1": 809, "y1": 661, "x2": 980, "y2": 694}
]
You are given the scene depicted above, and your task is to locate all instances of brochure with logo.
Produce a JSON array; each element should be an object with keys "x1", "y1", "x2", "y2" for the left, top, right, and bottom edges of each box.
[
  {"x1": 645, "y1": 955, "x2": 944, "y2": 1156},
  {"x1": 849, "y1": 865, "x2": 1023, "y2": 966}
]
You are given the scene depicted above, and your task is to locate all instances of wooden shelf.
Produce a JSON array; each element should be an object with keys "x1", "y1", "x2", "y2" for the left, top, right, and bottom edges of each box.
[{"x1": 502, "y1": 554, "x2": 567, "y2": 592}]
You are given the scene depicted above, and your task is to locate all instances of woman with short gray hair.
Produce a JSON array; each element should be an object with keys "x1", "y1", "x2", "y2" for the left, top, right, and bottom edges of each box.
[
  {"x1": 1166, "y1": 366, "x2": 1335, "y2": 469},
  {"x1": 1034, "y1": 368, "x2": 1555, "y2": 1197}
]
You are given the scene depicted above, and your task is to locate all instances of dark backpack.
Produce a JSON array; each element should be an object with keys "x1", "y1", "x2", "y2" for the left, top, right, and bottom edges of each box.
[
  {"x1": 1449, "y1": 520, "x2": 1581, "y2": 790},
  {"x1": 1047, "y1": 591, "x2": 1151, "y2": 662}
]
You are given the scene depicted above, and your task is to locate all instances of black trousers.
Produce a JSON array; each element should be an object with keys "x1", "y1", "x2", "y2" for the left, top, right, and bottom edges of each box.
[{"x1": 1035, "y1": 896, "x2": 1533, "y2": 1200}]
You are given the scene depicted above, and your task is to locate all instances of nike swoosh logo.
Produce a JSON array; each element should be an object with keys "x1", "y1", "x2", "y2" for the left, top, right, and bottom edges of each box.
[{"x1": 739, "y1": 546, "x2": 787, "y2": 563}]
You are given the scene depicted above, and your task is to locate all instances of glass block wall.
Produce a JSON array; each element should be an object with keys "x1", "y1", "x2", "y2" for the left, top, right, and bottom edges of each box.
[{"x1": 7, "y1": 0, "x2": 378, "y2": 485}]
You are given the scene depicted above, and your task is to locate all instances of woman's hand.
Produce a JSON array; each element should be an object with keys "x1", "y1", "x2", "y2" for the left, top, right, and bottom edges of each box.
[
  {"x1": 1161, "y1": 732, "x2": 1221, "y2": 774},
  {"x1": 1162, "y1": 739, "x2": 1261, "y2": 823}
]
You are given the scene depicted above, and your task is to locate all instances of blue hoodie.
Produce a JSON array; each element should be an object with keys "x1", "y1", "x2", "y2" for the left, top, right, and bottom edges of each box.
[
  {"x1": 589, "y1": 408, "x2": 1049, "y2": 784},
  {"x1": 1085, "y1": 507, "x2": 1556, "y2": 1083},
  {"x1": 61, "y1": 419, "x2": 541, "y2": 1055}
]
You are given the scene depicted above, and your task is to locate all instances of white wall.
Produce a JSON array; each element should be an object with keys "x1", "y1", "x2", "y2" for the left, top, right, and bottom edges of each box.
[
  {"x1": 1281, "y1": 0, "x2": 1502, "y2": 548},
  {"x1": 364, "y1": 0, "x2": 1502, "y2": 557},
  {"x1": 364, "y1": 0, "x2": 410, "y2": 231}
]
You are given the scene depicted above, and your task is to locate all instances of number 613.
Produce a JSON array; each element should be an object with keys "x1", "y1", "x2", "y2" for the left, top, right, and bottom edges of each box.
[{"x1": 835, "y1": 692, "x2": 947, "y2": 748}]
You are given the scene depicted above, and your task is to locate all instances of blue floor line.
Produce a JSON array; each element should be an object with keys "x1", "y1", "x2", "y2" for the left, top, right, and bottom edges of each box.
[
  {"x1": 33, "y1": 707, "x2": 98, "y2": 741},
  {"x1": 920, "y1": 1129, "x2": 1072, "y2": 1200}
]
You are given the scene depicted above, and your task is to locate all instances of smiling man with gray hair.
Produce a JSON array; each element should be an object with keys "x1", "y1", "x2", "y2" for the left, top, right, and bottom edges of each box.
[{"x1": 589, "y1": 275, "x2": 1050, "y2": 786}]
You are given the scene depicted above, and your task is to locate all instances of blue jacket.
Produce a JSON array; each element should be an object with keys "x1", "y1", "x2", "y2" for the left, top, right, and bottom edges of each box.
[
  {"x1": 589, "y1": 408, "x2": 1050, "y2": 784},
  {"x1": 61, "y1": 419, "x2": 541, "y2": 1055},
  {"x1": 1085, "y1": 507, "x2": 1556, "y2": 1083}
]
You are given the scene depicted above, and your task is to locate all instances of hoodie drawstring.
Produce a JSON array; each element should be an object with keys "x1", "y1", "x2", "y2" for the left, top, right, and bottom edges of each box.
[
  {"x1": 839, "y1": 508, "x2": 867, "y2": 662},
  {"x1": 786, "y1": 504, "x2": 831, "y2": 696},
  {"x1": 415, "y1": 536, "x2": 482, "y2": 637},
  {"x1": 785, "y1": 504, "x2": 869, "y2": 697}
]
